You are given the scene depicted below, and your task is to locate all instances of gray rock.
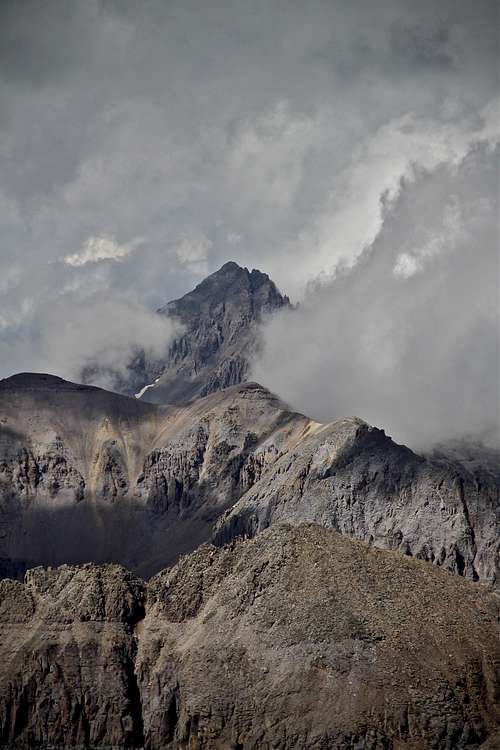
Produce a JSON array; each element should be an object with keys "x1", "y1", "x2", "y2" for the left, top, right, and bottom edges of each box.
[
  {"x1": 1, "y1": 525, "x2": 499, "y2": 749},
  {"x1": 0, "y1": 376, "x2": 307, "y2": 576},
  {"x1": 0, "y1": 374, "x2": 498, "y2": 590},
  {"x1": 214, "y1": 418, "x2": 499, "y2": 590},
  {"x1": 129, "y1": 261, "x2": 291, "y2": 404},
  {"x1": 0, "y1": 563, "x2": 145, "y2": 749}
]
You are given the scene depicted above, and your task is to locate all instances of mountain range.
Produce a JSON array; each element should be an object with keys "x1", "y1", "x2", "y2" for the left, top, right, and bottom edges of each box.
[{"x1": 0, "y1": 262, "x2": 498, "y2": 749}]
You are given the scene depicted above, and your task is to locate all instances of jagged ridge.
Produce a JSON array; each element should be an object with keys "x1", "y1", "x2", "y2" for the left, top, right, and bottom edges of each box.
[{"x1": 0, "y1": 375, "x2": 498, "y2": 588}]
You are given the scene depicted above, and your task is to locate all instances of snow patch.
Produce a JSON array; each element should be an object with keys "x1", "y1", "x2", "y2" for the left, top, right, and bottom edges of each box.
[{"x1": 135, "y1": 377, "x2": 161, "y2": 399}]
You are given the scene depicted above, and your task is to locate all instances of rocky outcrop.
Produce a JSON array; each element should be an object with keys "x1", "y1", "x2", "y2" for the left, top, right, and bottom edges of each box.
[
  {"x1": 0, "y1": 376, "x2": 309, "y2": 576},
  {"x1": 1, "y1": 525, "x2": 499, "y2": 749},
  {"x1": 131, "y1": 261, "x2": 291, "y2": 404},
  {"x1": 214, "y1": 418, "x2": 500, "y2": 590},
  {"x1": 0, "y1": 564, "x2": 145, "y2": 749},
  {"x1": 0, "y1": 374, "x2": 498, "y2": 588}
]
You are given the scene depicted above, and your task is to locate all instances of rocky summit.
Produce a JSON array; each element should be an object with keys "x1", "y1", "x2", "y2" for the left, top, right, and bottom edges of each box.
[
  {"x1": 0, "y1": 525, "x2": 499, "y2": 749},
  {"x1": 125, "y1": 261, "x2": 290, "y2": 404}
]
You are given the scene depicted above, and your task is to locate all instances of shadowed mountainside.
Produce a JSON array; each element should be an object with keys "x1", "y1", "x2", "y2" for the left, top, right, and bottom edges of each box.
[{"x1": 0, "y1": 374, "x2": 308, "y2": 577}]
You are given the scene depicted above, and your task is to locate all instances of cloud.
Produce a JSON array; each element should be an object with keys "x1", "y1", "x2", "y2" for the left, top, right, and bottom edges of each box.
[
  {"x1": 252, "y1": 144, "x2": 499, "y2": 448},
  {"x1": 0, "y1": 292, "x2": 178, "y2": 388},
  {"x1": 1, "y1": 0, "x2": 496, "y2": 304},
  {"x1": 0, "y1": 0, "x2": 497, "y2": 443},
  {"x1": 225, "y1": 101, "x2": 321, "y2": 214},
  {"x1": 0, "y1": 265, "x2": 21, "y2": 294},
  {"x1": 38, "y1": 298, "x2": 178, "y2": 385},
  {"x1": 63, "y1": 234, "x2": 138, "y2": 267},
  {"x1": 174, "y1": 234, "x2": 212, "y2": 275},
  {"x1": 281, "y1": 100, "x2": 498, "y2": 295},
  {"x1": 392, "y1": 198, "x2": 466, "y2": 278}
]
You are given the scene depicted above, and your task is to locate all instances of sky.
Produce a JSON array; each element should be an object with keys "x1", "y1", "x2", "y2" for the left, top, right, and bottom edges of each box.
[{"x1": 0, "y1": 0, "x2": 498, "y2": 446}]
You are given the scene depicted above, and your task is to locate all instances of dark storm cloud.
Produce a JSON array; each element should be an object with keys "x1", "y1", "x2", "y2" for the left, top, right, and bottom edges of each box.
[
  {"x1": 0, "y1": 0, "x2": 497, "y2": 443},
  {"x1": 0, "y1": 0, "x2": 98, "y2": 87}
]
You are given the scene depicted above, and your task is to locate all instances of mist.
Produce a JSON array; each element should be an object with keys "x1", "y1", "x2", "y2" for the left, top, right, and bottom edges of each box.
[
  {"x1": 0, "y1": 290, "x2": 178, "y2": 387},
  {"x1": 253, "y1": 143, "x2": 499, "y2": 449}
]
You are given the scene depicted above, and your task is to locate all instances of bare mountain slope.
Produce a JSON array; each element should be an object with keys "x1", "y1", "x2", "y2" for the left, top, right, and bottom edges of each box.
[
  {"x1": 0, "y1": 372, "x2": 497, "y2": 588},
  {"x1": 1, "y1": 525, "x2": 499, "y2": 749},
  {"x1": 214, "y1": 416, "x2": 499, "y2": 589},
  {"x1": 0, "y1": 374, "x2": 308, "y2": 576}
]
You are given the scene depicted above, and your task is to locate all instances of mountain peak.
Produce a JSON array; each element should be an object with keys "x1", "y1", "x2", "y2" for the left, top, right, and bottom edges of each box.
[
  {"x1": 218, "y1": 260, "x2": 246, "y2": 273},
  {"x1": 158, "y1": 261, "x2": 289, "y2": 318},
  {"x1": 216, "y1": 261, "x2": 271, "y2": 284},
  {"x1": 133, "y1": 262, "x2": 290, "y2": 405}
]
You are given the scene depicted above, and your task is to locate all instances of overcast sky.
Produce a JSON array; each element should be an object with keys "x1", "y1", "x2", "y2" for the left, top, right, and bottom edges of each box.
[{"x1": 0, "y1": 0, "x2": 498, "y2": 445}]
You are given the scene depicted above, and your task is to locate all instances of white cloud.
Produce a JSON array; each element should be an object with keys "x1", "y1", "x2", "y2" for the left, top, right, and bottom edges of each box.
[
  {"x1": 393, "y1": 252, "x2": 420, "y2": 279},
  {"x1": 227, "y1": 232, "x2": 243, "y2": 245},
  {"x1": 0, "y1": 295, "x2": 179, "y2": 387},
  {"x1": 63, "y1": 234, "x2": 137, "y2": 267},
  {"x1": 281, "y1": 100, "x2": 499, "y2": 296},
  {"x1": 393, "y1": 198, "x2": 467, "y2": 278},
  {"x1": 39, "y1": 299, "x2": 178, "y2": 383},
  {"x1": 174, "y1": 234, "x2": 212, "y2": 275},
  {"x1": 225, "y1": 101, "x2": 322, "y2": 214},
  {"x1": 0, "y1": 265, "x2": 21, "y2": 295},
  {"x1": 253, "y1": 145, "x2": 499, "y2": 448}
]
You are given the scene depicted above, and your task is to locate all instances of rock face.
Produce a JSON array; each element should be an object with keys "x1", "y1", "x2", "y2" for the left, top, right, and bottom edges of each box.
[
  {"x1": 0, "y1": 375, "x2": 309, "y2": 576},
  {"x1": 0, "y1": 373, "x2": 498, "y2": 589},
  {"x1": 0, "y1": 372, "x2": 166, "y2": 574},
  {"x1": 214, "y1": 418, "x2": 500, "y2": 590},
  {"x1": 0, "y1": 563, "x2": 146, "y2": 749},
  {"x1": 1, "y1": 525, "x2": 499, "y2": 749},
  {"x1": 131, "y1": 261, "x2": 290, "y2": 404}
]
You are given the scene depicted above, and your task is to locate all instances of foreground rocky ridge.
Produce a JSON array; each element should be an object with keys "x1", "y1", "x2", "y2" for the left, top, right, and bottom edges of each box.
[
  {"x1": 0, "y1": 373, "x2": 498, "y2": 588},
  {"x1": 1, "y1": 525, "x2": 499, "y2": 749}
]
